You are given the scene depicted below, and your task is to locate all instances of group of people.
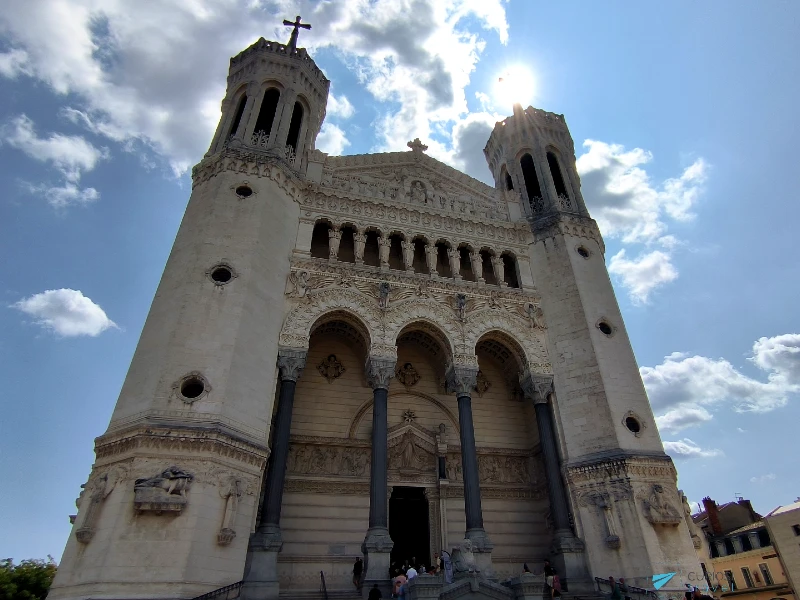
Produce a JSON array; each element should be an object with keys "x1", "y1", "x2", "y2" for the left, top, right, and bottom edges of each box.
[{"x1": 352, "y1": 553, "x2": 451, "y2": 599}]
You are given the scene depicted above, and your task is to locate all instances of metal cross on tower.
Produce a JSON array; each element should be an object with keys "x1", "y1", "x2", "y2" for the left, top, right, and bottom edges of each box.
[{"x1": 282, "y1": 15, "x2": 311, "y2": 50}]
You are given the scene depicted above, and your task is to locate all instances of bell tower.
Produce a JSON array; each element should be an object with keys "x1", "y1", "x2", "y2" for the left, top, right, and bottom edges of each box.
[
  {"x1": 48, "y1": 28, "x2": 330, "y2": 600},
  {"x1": 485, "y1": 106, "x2": 702, "y2": 590}
]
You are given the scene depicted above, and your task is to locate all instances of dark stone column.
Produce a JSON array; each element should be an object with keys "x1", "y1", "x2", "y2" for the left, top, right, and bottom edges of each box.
[
  {"x1": 361, "y1": 357, "x2": 395, "y2": 598},
  {"x1": 446, "y1": 364, "x2": 493, "y2": 558},
  {"x1": 242, "y1": 349, "x2": 307, "y2": 600},
  {"x1": 521, "y1": 372, "x2": 590, "y2": 593}
]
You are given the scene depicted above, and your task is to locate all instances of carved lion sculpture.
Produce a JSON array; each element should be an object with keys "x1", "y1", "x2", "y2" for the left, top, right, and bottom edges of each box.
[
  {"x1": 450, "y1": 539, "x2": 478, "y2": 573},
  {"x1": 134, "y1": 466, "x2": 194, "y2": 497}
]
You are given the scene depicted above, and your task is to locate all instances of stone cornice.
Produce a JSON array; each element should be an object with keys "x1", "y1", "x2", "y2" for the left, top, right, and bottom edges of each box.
[
  {"x1": 527, "y1": 212, "x2": 605, "y2": 254},
  {"x1": 94, "y1": 424, "x2": 270, "y2": 470},
  {"x1": 302, "y1": 189, "x2": 530, "y2": 250},
  {"x1": 191, "y1": 146, "x2": 305, "y2": 197},
  {"x1": 565, "y1": 452, "x2": 676, "y2": 485},
  {"x1": 288, "y1": 257, "x2": 540, "y2": 302}
]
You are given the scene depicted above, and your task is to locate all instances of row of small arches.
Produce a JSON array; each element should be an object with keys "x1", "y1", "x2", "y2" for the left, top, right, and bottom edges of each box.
[{"x1": 309, "y1": 220, "x2": 521, "y2": 288}]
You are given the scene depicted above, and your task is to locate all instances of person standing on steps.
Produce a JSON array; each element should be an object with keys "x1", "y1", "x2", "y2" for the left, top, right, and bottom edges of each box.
[
  {"x1": 368, "y1": 582, "x2": 383, "y2": 600},
  {"x1": 544, "y1": 560, "x2": 555, "y2": 598},
  {"x1": 609, "y1": 576, "x2": 623, "y2": 600},
  {"x1": 353, "y1": 557, "x2": 363, "y2": 592}
]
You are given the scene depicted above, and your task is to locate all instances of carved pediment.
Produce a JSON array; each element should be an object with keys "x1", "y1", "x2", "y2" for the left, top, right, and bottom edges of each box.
[{"x1": 387, "y1": 424, "x2": 437, "y2": 473}]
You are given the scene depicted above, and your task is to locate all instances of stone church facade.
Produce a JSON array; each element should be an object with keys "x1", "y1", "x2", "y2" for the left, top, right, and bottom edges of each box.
[{"x1": 49, "y1": 33, "x2": 701, "y2": 600}]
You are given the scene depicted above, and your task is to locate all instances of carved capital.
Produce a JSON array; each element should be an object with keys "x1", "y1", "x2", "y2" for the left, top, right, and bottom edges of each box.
[
  {"x1": 277, "y1": 348, "x2": 307, "y2": 382},
  {"x1": 520, "y1": 372, "x2": 554, "y2": 404},
  {"x1": 366, "y1": 356, "x2": 396, "y2": 390},
  {"x1": 445, "y1": 365, "x2": 478, "y2": 396}
]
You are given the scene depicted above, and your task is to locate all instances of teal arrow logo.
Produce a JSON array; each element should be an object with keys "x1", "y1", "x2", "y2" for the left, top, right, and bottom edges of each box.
[{"x1": 652, "y1": 573, "x2": 677, "y2": 590}]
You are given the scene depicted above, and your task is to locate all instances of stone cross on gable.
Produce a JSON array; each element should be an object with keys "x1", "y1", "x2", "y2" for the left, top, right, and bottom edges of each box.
[
  {"x1": 283, "y1": 15, "x2": 311, "y2": 50},
  {"x1": 407, "y1": 138, "x2": 428, "y2": 154}
]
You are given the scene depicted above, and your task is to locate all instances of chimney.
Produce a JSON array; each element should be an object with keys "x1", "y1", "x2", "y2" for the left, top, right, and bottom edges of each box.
[
  {"x1": 738, "y1": 498, "x2": 759, "y2": 522},
  {"x1": 703, "y1": 496, "x2": 722, "y2": 535}
]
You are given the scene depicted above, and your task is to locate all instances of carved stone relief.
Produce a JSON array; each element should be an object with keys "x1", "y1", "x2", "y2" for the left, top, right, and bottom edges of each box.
[
  {"x1": 317, "y1": 354, "x2": 346, "y2": 383},
  {"x1": 640, "y1": 484, "x2": 682, "y2": 526},
  {"x1": 133, "y1": 466, "x2": 194, "y2": 514},
  {"x1": 75, "y1": 465, "x2": 128, "y2": 543},
  {"x1": 287, "y1": 443, "x2": 371, "y2": 478},
  {"x1": 395, "y1": 362, "x2": 421, "y2": 388},
  {"x1": 474, "y1": 370, "x2": 491, "y2": 396}
]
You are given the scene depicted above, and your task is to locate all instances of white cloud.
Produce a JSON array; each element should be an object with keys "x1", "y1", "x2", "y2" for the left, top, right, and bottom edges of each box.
[
  {"x1": 608, "y1": 249, "x2": 678, "y2": 304},
  {"x1": 737, "y1": 427, "x2": 746, "y2": 433},
  {"x1": 0, "y1": 48, "x2": 29, "y2": 77},
  {"x1": 316, "y1": 123, "x2": 350, "y2": 156},
  {"x1": 1, "y1": 114, "x2": 107, "y2": 207},
  {"x1": 327, "y1": 93, "x2": 355, "y2": 119},
  {"x1": 643, "y1": 334, "x2": 800, "y2": 434},
  {"x1": 576, "y1": 140, "x2": 708, "y2": 244},
  {"x1": 688, "y1": 501, "x2": 701, "y2": 514},
  {"x1": 663, "y1": 438, "x2": 723, "y2": 460},
  {"x1": 0, "y1": 0, "x2": 508, "y2": 176},
  {"x1": 749, "y1": 473, "x2": 776, "y2": 484},
  {"x1": 12, "y1": 288, "x2": 117, "y2": 337}
]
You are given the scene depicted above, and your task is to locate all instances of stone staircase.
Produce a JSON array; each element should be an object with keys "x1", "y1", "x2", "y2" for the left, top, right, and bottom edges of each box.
[{"x1": 278, "y1": 590, "x2": 362, "y2": 600}]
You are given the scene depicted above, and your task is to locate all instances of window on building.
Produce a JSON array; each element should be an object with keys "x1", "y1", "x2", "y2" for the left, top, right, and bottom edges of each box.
[
  {"x1": 412, "y1": 238, "x2": 428, "y2": 273},
  {"x1": 742, "y1": 535, "x2": 753, "y2": 552},
  {"x1": 228, "y1": 94, "x2": 247, "y2": 139},
  {"x1": 759, "y1": 563, "x2": 774, "y2": 586},
  {"x1": 505, "y1": 171, "x2": 513, "y2": 191},
  {"x1": 520, "y1": 153, "x2": 543, "y2": 212},
  {"x1": 459, "y1": 246, "x2": 475, "y2": 281},
  {"x1": 363, "y1": 231, "x2": 380, "y2": 267},
  {"x1": 338, "y1": 225, "x2": 356, "y2": 263},
  {"x1": 435, "y1": 242, "x2": 451, "y2": 277},
  {"x1": 724, "y1": 570, "x2": 737, "y2": 591},
  {"x1": 724, "y1": 538, "x2": 736, "y2": 555},
  {"x1": 547, "y1": 151, "x2": 569, "y2": 198},
  {"x1": 710, "y1": 543, "x2": 720, "y2": 558},
  {"x1": 792, "y1": 524, "x2": 800, "y2": 536},
  {"x1": 310, "y1": 221, "x2": 331, "y2": 259},
  {"x1": 758, "y1": 529, "x2": 771, "y2": 547},
  {"x1": 501, "y1": 253, "x2": 520, "y2": 288},
  {"x1": 254, "y1": 88, "x2": 280, "y2": 138},
  {"x1": 286, "y1": 101, "x2": 304, "y2": 152},
  {"x1": 388, "y1": 234, "x2": 404, "y2": 270},
  {"x1": 741, "y1": 567, "x2": 754, "y2": 588},
  {"x1": 480, "y1": 250, "x2": 497, "y2": 285}
]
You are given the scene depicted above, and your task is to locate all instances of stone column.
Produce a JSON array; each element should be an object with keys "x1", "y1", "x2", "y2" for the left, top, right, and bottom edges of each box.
[
  {"x1": 378, "y1": 235, "x2": 391, "y2": 271},
  {"x1": 448, "y1": 247, "x2": 462, "y2": 280},
  {"x1": 445, "y1": 363, "x2": 493, "y2": 571},
  {"x1": 491, "y1": 255, "x2": 506, "y2": 287},
  {"x1": 425, "y1": 242, "x2": 438, "y2": 276},
  {"x1": 354, "y1": 230, "x2": 366, "y2": 264},
  {"x1": 362, "y1": 356, "x2": 396, "y2": 598},
  {"x1": 520, "y1": 372, "x2": 591, "y2": 593},
  {"x1": 401, "y1": 240, "x2": 414, "y2": 272},
  {"x1": 273, "y1": 90, "x2": 298, "y2": 149},
  {"x1": 470, "y1": 250, "x2": 484, "y2": 283},
  {"x1": 328, "y1": 227, "x2": 341, "y2": 262},
  {"x1": 242, "y1": 349, "x2": 307, "y2": 600}
]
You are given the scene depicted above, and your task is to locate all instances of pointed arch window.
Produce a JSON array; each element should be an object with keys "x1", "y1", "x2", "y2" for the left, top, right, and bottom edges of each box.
[
  {"x1": 520, "y1": 153, "x2": 543, "y2": 213},
  {"x1": 228, "y1": 95, "x2": 247, "y2": 139},
  {"x1": 547, "y1": 151, "x2": 569, "y2": 198},
  {"x1": 286, "y1": 101, "x2": 304, "y2": 152},
  {"x1": 254, "y1": 88, "x2": 280, "y2": 140}
]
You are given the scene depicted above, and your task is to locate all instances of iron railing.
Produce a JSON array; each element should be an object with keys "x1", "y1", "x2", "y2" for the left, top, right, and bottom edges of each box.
[{"x1": 189, "y1": 581, "x2": 243, "y2": 600}]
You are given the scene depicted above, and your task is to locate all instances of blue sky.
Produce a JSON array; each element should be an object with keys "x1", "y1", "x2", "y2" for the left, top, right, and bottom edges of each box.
[{"x1": 1, "y1": 0, "x2": 799, "y2": 562}]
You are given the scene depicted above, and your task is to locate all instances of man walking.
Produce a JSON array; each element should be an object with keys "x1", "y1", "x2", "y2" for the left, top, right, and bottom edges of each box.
[{"x1": 353, "y1": 557, "x2": 363, "y2": 592}]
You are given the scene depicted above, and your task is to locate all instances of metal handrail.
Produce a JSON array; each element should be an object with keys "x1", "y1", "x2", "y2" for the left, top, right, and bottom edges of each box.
[
  {"x1": 320, "y1": 570, "x2": 329, "y2": 600},
  {"x1": 190, "y1": 580, "x2": 243, "y2": 600},
  {"x1": 595, "y1": 577, "x2": 658, "y2": 599}
]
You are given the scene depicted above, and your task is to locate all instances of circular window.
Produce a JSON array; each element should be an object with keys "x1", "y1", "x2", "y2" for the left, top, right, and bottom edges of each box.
[
  {"x1": 577, "y1": 246, "x2": 590, "y2": 258},
  {"x1": 180, "y1": 377, "x2": 205, "y2": 399},
  {"x1": 598, "y1": 321, "x2": 613, "y2": 336},
  {"x1": 625, "y1": 416, "x2": 641, "y2": 433},
  {"x1": 235, "y1": 185, "x2": 253, "y2": 198},
  {"x1": 210, "y1": 266, "x2": 232, "y2": 283}
]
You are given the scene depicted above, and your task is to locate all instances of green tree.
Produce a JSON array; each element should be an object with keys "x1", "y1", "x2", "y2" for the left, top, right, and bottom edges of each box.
[{"x1": 0, "y1": 557, "x2": 57, "y2": 600}]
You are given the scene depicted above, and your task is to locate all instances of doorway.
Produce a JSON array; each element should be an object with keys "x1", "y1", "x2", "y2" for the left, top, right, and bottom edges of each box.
[{"x1": 389, "y1": 486, "x2": 430, "y2": 572}]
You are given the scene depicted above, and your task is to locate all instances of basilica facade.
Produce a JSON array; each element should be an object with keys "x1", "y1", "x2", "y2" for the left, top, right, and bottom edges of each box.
[{"x1": 48, "y1": 33, "x2": 701, "y2": 600}]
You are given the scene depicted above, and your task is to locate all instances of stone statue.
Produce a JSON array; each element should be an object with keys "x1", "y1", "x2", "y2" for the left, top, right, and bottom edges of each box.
[
  {"x1": 135, "y1": 466, "x2": 193, "y2": 497},
  {"x1": 286, "y1": 270, "x2": 309, "y2": 298},
  {"x1": 450, "y1": 539, "x2": 478, "y2": 573},
  {"x1": 400, "y1": 431, "x2": 418, "y2": 469},
  {"x1": 455, "y1": 293, "x2": 467, "y2": 320},
  {"x1": 378, "y1": 281, "x2": 390, "y2": 309}
]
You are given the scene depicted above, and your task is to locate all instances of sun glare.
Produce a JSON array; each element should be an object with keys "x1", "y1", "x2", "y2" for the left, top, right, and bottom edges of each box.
[{"x1": 494, "y1": 65, "x2": 536, "y2": 108}]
